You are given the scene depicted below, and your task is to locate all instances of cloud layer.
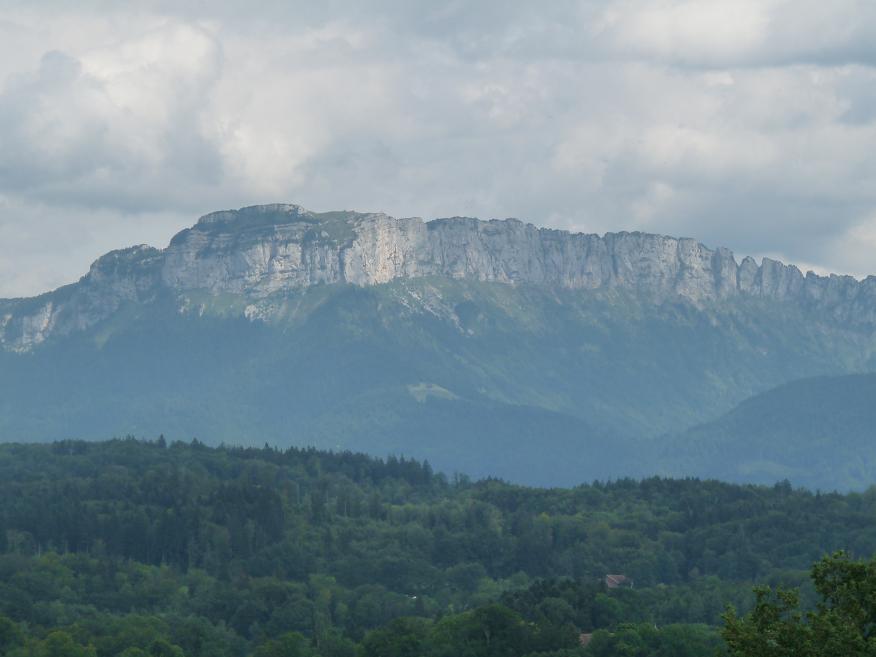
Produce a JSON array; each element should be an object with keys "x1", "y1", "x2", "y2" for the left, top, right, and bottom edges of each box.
[{"x1": 2, "y1": 1, "x2": 876, "y2": 296}]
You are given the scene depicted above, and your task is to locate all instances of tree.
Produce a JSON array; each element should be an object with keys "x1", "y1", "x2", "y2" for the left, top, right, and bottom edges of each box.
[
  {"x1": 0, "y1": 615, "x2": 23, "y2": 653},
  {"x1": 723, "y1": 552, "x2": 876, "y2": 656},
  {"x1": 28, "y1": 631, "x2": 97, "y2": 657},
  {"x1": 428, "y1": 604, "x2": 534, "y2": 657},
  {"x1": 252, "y1": 632, "x2": 314, "y2": 657},
  {"x1": 147, "y1": 639, "x2": 186, "y2": 657},
  {"x1": 361, "y1": 617, "x2": 432, "y2": 657}
]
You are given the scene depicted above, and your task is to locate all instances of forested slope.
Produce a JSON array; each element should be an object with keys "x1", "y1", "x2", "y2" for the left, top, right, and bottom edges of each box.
[
  {"x1": 1, "y1": 440, "x2": 876, "y2": 655},
  {"x1": 662, "y1": 373, "x2": 876, "y2": 490}
]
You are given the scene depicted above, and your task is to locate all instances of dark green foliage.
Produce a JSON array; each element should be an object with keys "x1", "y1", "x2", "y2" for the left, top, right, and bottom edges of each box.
[
  {"x1": 11, "y1": 630, "x2": 98, "y2": 657},
  {"x1": 0, "y1": 613, "x2": 24, "y2": 652},
  {"x1": 723, "y1": 552, "x2": 876, "y2": 656},
  {"x1": 360, "y1": 617, "x2": 432, "y2": 657},
  {"x1": 0, "y1": 440, "x2": 874, "y2": 655},
  {"x1": 252, "y1": 632, "x2": 313, "y2": 657},
  {"x1": 585, "y1": 623, "x2": 722, "y2": 657},
  {"x1": 428, "y1": 604, "x2": 542, "y2": 656}
]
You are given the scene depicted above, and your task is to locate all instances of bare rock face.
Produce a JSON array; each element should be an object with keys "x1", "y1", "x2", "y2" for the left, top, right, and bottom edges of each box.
[
  {"x1": 0, "y1": 245, "x2": 162, "y2": 350},
  {"x1": 2, "y1": 203, "x2": 874, "y2": 350}
]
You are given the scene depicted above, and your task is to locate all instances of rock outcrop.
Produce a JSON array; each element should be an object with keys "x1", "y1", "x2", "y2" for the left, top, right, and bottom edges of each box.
[{"x1": 2, "y1": 203, "x2": 874, "y2": 350}]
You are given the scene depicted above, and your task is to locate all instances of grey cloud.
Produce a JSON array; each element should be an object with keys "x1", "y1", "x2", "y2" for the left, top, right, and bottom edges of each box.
[
  {"x1": 2, "y1": 1, "x2": 876, "y2": 297},
  {"x1": 0, "y1": 23, "x2": 227, "y2": 213},
  {"x1": 133, "y1": 0, "x2": 876, "y2": 68}
]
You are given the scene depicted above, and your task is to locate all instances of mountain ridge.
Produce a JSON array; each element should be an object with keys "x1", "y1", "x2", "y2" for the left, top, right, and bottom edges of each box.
[
  {"x1": 2, "y1": 203, "x2": 875, "y2": 489},
  {"x1": 1, "y1": 203, "x2": 873, "y2": 352},
  {"x1": 660, "y1": 373, "x2": 876, "y2": 490}
]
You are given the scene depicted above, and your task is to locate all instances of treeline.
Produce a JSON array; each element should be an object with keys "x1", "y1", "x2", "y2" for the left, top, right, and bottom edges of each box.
[{"x1": 0, "y1": 438, "x2": 874, "y2": 656}]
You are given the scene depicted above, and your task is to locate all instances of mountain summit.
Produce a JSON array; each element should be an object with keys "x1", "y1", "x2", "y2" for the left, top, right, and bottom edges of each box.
[
  {"x1": 1, "y1": 204, "x2": 873, "y2": 352},
  {"x1": 0, "y1": 204, "x2": 874, "y2": 488}
]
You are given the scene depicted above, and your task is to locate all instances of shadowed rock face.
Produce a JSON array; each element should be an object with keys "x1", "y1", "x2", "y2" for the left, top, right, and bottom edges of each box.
[{"x1": 2, "y1": 203, "x2": 875, "y2": 350}]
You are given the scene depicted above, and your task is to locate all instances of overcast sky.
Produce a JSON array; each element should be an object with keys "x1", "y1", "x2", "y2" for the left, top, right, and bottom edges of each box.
[{"x1": 2, "y1": 1, "x2": 876, "y2": 297}]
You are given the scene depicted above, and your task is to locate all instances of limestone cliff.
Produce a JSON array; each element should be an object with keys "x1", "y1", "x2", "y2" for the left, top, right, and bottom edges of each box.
[{"x1": 2, "y1": 203, "x2": 874, "y2": 350}]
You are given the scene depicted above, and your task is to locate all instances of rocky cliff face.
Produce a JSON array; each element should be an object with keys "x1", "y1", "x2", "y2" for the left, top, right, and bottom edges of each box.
[{"x1": 2, "y1": 203, "x2": 875, "y2": 350}]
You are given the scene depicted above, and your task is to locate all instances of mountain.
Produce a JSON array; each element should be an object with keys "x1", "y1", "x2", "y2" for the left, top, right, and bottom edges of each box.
[
  {"x1": 4, "y1": 203, "x2": 876, "y2": 351},
  {"x1": 660, "y1": 373, "x2": 876, "y2": 491},
  {"x1": 1, "y1": 203, "x2": 875, "y2": 486}
]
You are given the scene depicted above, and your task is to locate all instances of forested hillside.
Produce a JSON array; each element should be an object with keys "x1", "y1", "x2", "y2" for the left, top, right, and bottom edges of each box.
[
  {"x1": 662, "y1": 373, "x2": 876, "y2": 490},
  {"x1": 1, "y1": 439, "x2": 876, "y2": 656}
]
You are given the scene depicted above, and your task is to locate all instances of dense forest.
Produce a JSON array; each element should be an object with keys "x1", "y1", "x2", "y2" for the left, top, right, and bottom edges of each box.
[{"x1": 1, "y1": 439, "x2": 876, "y2": 656}]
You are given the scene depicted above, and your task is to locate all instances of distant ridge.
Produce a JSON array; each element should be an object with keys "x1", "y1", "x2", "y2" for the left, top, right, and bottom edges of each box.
[
  {"x1": 662, "y1": 373, "x2": 876, "y2": 491},
  {"x1": 0, "y1": 203, "x2": 874, "y2": 488},
  {"x1": 2, "y1": 203, "x2": 873, "y2": 351}
]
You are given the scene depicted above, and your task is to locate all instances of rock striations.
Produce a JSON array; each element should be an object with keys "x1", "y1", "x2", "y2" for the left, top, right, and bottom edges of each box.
[{"x1": 2, "y1": 203, "x2": 875, "y2": 350}]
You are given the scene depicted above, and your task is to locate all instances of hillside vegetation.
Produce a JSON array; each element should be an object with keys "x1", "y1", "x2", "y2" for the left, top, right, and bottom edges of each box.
[
  {"x1": 2, "y1": 440, "x2": 876, "y2": 656},
  {"x1": 663, "y1": 373, "x2": 876, "y2": 490},
  {"x1": 2, "y1": 278, "x2": 873, "y2": 488}
]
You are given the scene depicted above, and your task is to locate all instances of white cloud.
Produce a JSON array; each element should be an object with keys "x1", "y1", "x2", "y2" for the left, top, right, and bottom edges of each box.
[
  {"x1": 598, "y1": 0, "x2": 770, "y2": 64},
  {"x1": 595, "y1": 0, "x2": 876, "y2": 67},
  {"x1": 0, "y1": 21, "x2": 225, "y2": 214},
  {"x1": 2, "y1": 1, "x2": 876, "y2": 296}
]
